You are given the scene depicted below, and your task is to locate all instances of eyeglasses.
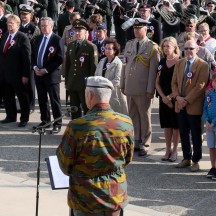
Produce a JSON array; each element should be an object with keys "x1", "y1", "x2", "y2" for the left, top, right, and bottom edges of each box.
[
  {"x1": 184, "y1": 47, "x2": 196, "y2": 50},
  {"x1": 199, "y1": 29, "x2": 207, "y2": 32}
]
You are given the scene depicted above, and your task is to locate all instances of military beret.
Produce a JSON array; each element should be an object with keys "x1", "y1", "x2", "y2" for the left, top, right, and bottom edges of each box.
[
  {"x1": 207, "y1": 0, "x2": 216, "y2": 5},
  {"x1": 19, "y1": 4, "x2": 34, "y2": 14},
  {"x1": 133, "y1": 18, "x2": 150, "y2": 28},
  {"x1": 72, "y1": 19, "x2": 89, "y2": 30},
  {"x1": 96, "y1": 23, "x2": 107, "y2": 31},
  {"x1": 86, "y1": 76, "x2": 114, "y2": 90}
]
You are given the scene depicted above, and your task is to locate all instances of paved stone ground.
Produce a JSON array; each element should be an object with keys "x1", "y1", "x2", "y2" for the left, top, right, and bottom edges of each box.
[{"x1": 1, "y1": 80, "x2": 216, "y2": 216}]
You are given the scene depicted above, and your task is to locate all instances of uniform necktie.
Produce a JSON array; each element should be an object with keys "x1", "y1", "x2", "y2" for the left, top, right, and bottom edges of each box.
[
  {"x1": 75, "y1": 42, "x2": 80, "y2": 55},
  {"x1": 181, "y1": 60, "x2": 191, "y2": 96},
  {"x1": 3, "y1": 35, "x2": 12, "y2": 54},
  {"x1": 136, "y1": 41, "x2": 140, "y2": 54},
  {"x1": 37, "y1": 36, "x2": 47, "y2": 68}
]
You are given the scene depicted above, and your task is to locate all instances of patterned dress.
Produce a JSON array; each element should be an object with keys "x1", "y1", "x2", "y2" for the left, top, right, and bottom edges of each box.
[{"x1": 56, "y1": 103, "x2": 134, "y2": 213}]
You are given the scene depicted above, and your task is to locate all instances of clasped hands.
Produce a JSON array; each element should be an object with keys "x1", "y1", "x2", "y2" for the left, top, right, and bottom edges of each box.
[
  {"x1": 34, "y1": 67, "x2": 47, "y2": 76},
  {"x1": 176, "y1": 96, "x2": 188, "y2": 110}
]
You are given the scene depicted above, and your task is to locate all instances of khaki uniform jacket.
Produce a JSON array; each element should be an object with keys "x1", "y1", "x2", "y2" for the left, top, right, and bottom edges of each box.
[
  {"x1": 171, "y1": 57, "x2": 209, "y2": 115},
  {"x1": 120, "y1": 37, "x2": 160, "y2": 95},
  {"x1": 65, "y1": 40, "x2": 98, "y2": 91}
]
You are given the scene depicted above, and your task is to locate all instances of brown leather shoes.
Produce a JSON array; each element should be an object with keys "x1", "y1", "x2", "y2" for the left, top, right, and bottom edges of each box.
[
  {"x1": 190, "y1": 162, "x2": 200, "y2": 172},
  {"x1": 175, "y1": 159, "x2": 192, "y2": 168}
]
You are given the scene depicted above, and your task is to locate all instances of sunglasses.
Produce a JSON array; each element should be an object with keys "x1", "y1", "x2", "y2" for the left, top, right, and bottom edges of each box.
[{"x1": 184, "y1": 47, "x2": 196, "y2": 50}]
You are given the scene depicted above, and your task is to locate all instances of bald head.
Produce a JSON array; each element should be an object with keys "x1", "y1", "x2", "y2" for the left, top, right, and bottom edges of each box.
[{"x1": 184, "y1": 40, "x2": 199, "y2": 60}]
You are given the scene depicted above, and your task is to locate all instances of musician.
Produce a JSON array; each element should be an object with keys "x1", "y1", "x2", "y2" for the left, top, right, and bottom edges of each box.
[
  {"x1": 112, "y1": 0, "x2": 127, "y2": 52},
  {"x1": 156, "y1": 0, "x2": 182, "y2": 38},
  {"x1": 125, "y1": 0, "x2": 142, "y2": 41},
  {"x1": 33, "y1": 0, "x2": 48, "y2": 19},
  {"x1": 197, "y1": 1, "x2": 216, "y2": 38},
  {"x1": 198, "y1": 22, "x2": 216, "y2": 56},
  {"x1": 138, "y1": 4, "x2": 162, "y2": 45},
  {"x1": 93, "y1": 22, "x2": 107, "y2": 62},
  {"x1": 19, "y1": 4, "x2": 41, "y2": 114},
  {"x1": 57, "y1": 0, "x2": 75, "y2": 37},
  {"x1": 177, "y1": 18, "x2": 199, "y2": 53},
  {"x1": 120, "y1": 18, "x2": 160, "y2": 156}
]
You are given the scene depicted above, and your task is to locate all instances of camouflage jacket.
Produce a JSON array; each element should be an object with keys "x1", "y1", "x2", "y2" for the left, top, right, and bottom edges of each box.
[{"x1": 56, "y1": 103, "x2": 134, "y2": 213}]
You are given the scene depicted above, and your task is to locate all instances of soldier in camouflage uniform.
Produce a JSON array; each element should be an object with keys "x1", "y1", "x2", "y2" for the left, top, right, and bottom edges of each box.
[{"x1": 57, "y1": 76, "x2": 134, "y2": 216}]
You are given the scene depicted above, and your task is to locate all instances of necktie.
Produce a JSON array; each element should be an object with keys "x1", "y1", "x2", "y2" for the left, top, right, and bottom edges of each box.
[
  {"x1": 181, "y1": 60, "x2": 191, "y2": 96},
  {"x1": 3, "y1": 35, "x2": 12, "y2": 54},
  {"x1": 136, "y1": 41, "x2": 140, "y2": 54},
  {"x1": 75, "y1": 42, "x2": 80, "y2": 55},
  {"x1": 37, "y1": 36, "x2": 47, "y2": 68}
]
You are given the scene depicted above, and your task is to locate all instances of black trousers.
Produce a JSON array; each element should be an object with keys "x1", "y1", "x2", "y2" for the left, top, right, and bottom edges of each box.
[
  {"x1": 3, "y1": 81, "x2": 30, "y2": 122},
  {"x1": 177, "y1": 109, "x2": 202, "y2": 162},
  {"x1": 35, "y1": 80, "x2": 62, "y2": 126},
  {"x1": 29, "y1": 70, "x2": 35, "y2": 111},
  {"x1": 69, "y1": 90, "x2": 88, "y2": 119}
]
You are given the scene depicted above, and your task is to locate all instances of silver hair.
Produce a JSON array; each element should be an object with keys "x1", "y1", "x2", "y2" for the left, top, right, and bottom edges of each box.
[
  {"x1": 86, "y1": 87, "x2": 112, "y2": 101},
  {"x1": 40, "y1": 17, "x2": 54, "y2": 28}
]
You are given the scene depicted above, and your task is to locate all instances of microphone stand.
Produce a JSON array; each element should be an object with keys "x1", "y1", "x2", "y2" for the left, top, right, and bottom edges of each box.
[{"x1": 33, "y1": 106, "x2": 78, "y2": 216}]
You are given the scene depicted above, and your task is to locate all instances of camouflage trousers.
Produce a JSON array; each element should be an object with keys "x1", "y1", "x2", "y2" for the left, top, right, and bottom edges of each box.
[{"x1": 71, "y1": 209, "x2": 123, "y2": 216}]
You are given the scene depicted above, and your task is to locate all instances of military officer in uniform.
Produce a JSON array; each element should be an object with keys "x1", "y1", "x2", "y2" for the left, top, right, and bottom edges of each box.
[
  {"x1": 19, "y1": 4, "x2": 41, "y2": 114},
  {"x1": 93, "y1": 22, "x2": 107, "y2": 62},
  {"x1": 120, "y1": 18, "x2": 160, "y2": 156},
  {"x1": 65, "y1": 19, "x2": 98, "y2": 119},
  {"x1": 57, "y1": 76, "x2": 134, "y2": 216}
]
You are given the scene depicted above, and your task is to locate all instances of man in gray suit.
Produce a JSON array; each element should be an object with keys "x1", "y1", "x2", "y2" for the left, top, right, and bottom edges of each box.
[{"x1": 120, "y1": 18, "x2": 160, "y2": 156}]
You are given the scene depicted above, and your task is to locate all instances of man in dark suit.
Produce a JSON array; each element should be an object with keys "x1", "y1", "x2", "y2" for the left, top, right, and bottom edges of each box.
[
  {"x1": 0, "y1": 1, "x2": 8, "y2": 108},
  {"x1": 65, "y1": 19, "x2": 98, "y2": 119},
  {"x1": 0, "y1": 14, "x2": 31, "y2": 127},
  {"x1": 138, "y1": 4, "x2": 162, "y2": 45},
  {"x1": 172, "y1": 40, "x2": 209, "y2": 171},
  {"x1": 32, "y1": 17, "x2": 64, "y2": 133},
  {"x1": 92, "y1": 22, "x2": 107, "y2": 62},
  {"x1": 57, "y1": 0, "x2": 75, "y2": 37}
]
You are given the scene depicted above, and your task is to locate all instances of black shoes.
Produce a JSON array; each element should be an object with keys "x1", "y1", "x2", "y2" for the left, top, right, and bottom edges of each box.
[
  {"x1": 32, "y1": 122, "x2": 51, "y2": 130},
  {"x1": 138, "y1": 149, "x2": 148, "y2": 156},
  {"x1": 52, "y1": 126, "x2": 61, "y2": 134},
  {"x1": 18, "y1": 121, "x2": 28, "y2": 127},
  {"x1": 0, "y1": 118, "x2": 16, "y2": 124}
]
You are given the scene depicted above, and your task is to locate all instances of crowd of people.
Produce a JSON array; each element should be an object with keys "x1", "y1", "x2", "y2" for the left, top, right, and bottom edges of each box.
[{"x1": 1, "y1": 0, "x2": 216, "y2": 215}]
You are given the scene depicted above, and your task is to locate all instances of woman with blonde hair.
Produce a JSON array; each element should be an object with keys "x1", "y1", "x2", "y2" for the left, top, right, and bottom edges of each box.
[{"x1": 155, "y1": 37, "x2": 180, "y2": 162}]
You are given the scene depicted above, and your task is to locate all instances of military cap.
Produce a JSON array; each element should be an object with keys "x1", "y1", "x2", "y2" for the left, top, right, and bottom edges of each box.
[
  {"x1": 86, "y1": 76, "x2": 114, "y2": 90},
  {"x1": 133, "y1": 18, "x2": 150, "y2": 28},
  {"x1": 96, "y1": 23, "x2": 107, "y2": 31},
  {"x1": 139, "y1": 4, "x2": 151, "y2": 10},
  {"x1": 72, "y1": 19, "x2": 89, "y2": 30},
  {"x1": 66, "y1": 0, "x2": 75, "y2": 7},
  {"x1": 207, "y1": 0, "x2": 216, "y2": 5},
  {"x1": 19, "y1": 4, "x2": 34, "y2": 14}
]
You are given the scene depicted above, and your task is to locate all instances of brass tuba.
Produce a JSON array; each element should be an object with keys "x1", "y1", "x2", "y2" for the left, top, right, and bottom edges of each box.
[{"x1": 156, "y1": 0, "x2": 180, "y2": 25}]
